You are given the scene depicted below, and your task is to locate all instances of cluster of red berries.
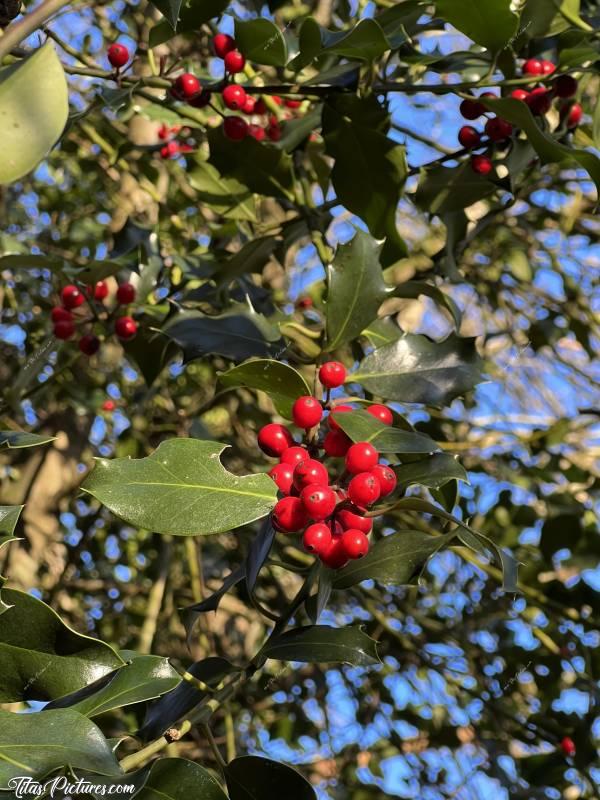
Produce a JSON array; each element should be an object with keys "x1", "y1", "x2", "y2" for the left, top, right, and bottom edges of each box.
[
  {"x1": 157, "y1": 123, "x2": 195, "y2": 159},
  {"x1": 50, "y1": 281, "x2": 138, "y2": 355},
  {"x1": 258, "y1": 362, "x2": 397, "y2": 570},
  {"x1": 457, "y1": 60, "x2": 582, "y2": 176}
]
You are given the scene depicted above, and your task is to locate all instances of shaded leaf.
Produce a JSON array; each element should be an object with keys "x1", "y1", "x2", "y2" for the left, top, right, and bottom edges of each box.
[
  {"x1": 235, "y1": 18, "x2": 288, "y2": 67},
  {"x1": 149, "y1": 0, "x2": 230, "y2": 46},
  {"x1": 225, "y1": 756, "x2": 316, "y2": 800},
  {"x1": 189, "y1": 160, "x2": 256, "y2": 221},
  {"x1": 333, "y1": 409, "x2": 438, "y2": 454},
  {"x1": 218, "y1": 359, "x2": 310, "y2": 418},
  {"x1": 246, "y1": 519, "x2": 276, "y2": 593},
  {"x1": 416, "y1": 160, "x2": 497, "y2": 215},
  {"x1": 261, "y1": 625, "x2": 379, "y2": 666},
  {"x1": 0, "y1": 431, "x2": 56, "y2": 449},
  {"x1": 394, "y1": 453, "x2": 469, "y2": 489},
  {"x1": 435, "y1": 0, "x2": 519, "y2": 52},
  {"x1": 136, "y1": 757, "x2": 228, "y2": 800},
  {"x1": 181, "y1": 566, "x2": 246, "y2": 644},
  {"x1": 150, "y1": 0, "x2": 182, "y2": 27}
]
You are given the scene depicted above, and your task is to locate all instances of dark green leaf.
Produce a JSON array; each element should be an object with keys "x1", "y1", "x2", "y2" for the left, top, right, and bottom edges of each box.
[
  {"x1": 225, "y1": 756, "x2": 316, "y2": 800},
  {"x1": 149, "y1": 0, "x2": 230, "y2": 45},
  {"x1": 0, "y1": 505, "x2": 22, "y2": 537},
  {"x1": 0, "y1": 709, "x2": 120, "y2": 782},
  {"x1": 136, "y1": 757, "x2": 229, "y2": 800},
  {"x1": 189, "y1": 160, "x2": 256, "y2": 222},
  {"x1": 0, "y1": 431, "x2": 56, "y2": 449},
  {"x1": 416, "y1": 160, "x2": 497, "y2": 215},
  {"x1": 326, "y1": 230, "x2": 388, "y2": 350},
  {"x1": 352, "y1": 333, "x2": 484, "y2": 407},
  {"x1": 181, "y1": 566, "x2": 246, "y2": 644},
  {"x1": 234, "y1": 19, "x2": 288, "y2": 67},
  {"x1": 218, "y1": 359, "x2": 310, "y2": 418},
  {"x1": 333, "y1": 409, "x2": 438, "y2": 454},
  {"x1": 0, "y1": 588, "x2": 124, "y2": 703},
  {"x1": 333, "y1": 530, "x2": 456, "y2": 589},
  {"x1": 435, "y1": 0, "x2": 519, "y2": 52},
  {"x1": 306, "y1": 568, "x2": 332, "y2": 624},
  {"x1": 81, "y1": 439, "x2": 278, "y2": 536},
  {"x1": 261, "y1": 625, "x2": 380, "y2": 666},
  {"x1": 217, "y1": 236, "x2": 279, "y2": 287},
  {"x1": 362, "y1": 317, "x2": 404, "y2": 347},
  {"x1": 321, "y1": 18, "x2": 390, "y2": 60},
  {"x1": 246, "y1": 519, "x2": 275, "y2": 593},
  {"x1": 394, "y1": 453, "x2": 469, "y2": 489},
  {"x1": 150, "y1": 0, "x2": 182, "y2": 28},
  {"x1": 123, "y1": 323, "x2": 174, "y2": 386}
]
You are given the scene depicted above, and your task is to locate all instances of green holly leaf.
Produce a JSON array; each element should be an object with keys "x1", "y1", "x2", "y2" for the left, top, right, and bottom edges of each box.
[
  {"x1": 394, "y1": 453, "x2": 469, "y2": 490},
  {"x1": 149, "y1": 0, "x2": 183, "y2": 28},
  {"x1": 135, "y1": 758, "x2": 229, "y2": 800},
  {"x1": 81, "y1": 439, "x2": 278, "y2": 536},
  {"x1": 0, "y1": 431, "x2": 56, "y2": 449},
  {"x1": 261, "y1": 625, "x2": 380, "y2": 666},
  {"x1": 225, "y1": 756, "x2": 316, "y2": 800},
  {"x1": 218, "y1": 360, "x2": 311, "y2": 419},
  {"x1": 416, "y1": 160, "x2": 497, "y2": 215},
  {"x1": 189, "y1": 161, "x2": 257, "y2": 222},
  {"x1": 332, "y1": 410, "x2": 438, "y2": 454},
  {"x1": 435, "y1": 0, "x2": 519, "y2": 52},
  {"x1": 234, "y1": 19, "x2": 288, "y2": 67}
]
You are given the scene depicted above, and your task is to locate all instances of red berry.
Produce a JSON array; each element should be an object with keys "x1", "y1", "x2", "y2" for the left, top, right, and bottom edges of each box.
[
  {"x1": 293, "y1": 458, "x2": 328, "y2": 491},
  {"x1": 523, "y1": 58, "x2": 543, "y2": 76},
  {"x1": 266, "y1": 123, "x2": 281, "y2": 142},
  {"x1": 485, "y1": 117, "x2": 513, "y2": 142},
  {"x1": 292, "y1": 396, "x2": 323, "y2": 429},
  {"x1": 254, "y1": 98, "x2": 267, "y2": 115},
  {"x1": 190, "y1": 89, "x2": 212, "y2": 109},
  {"x1": 471, "y1": 154, "x2": 493, "y2": 175},
  {"x1": 224, "y1": 50, "x2": 245, "y2": 74},
  {"x1": 158, "y1": 124, "x2": 170, "y2": 141},
  {"x1": 78, "y1": 334, "x2": 100, "y2": 356},
  {"x1": 303, "y1": 523, "x2": 332, "y2": 555},
  {"x1": 51, "y1": 306, "x2": 72, "y2": 323},
  {"x1": 341, "y1": 529, "x2": 369, "y2": 559},
  {"x1": 172, "y1": 73, "x2": 201, "y2": 100},
  {"x1": 160, "y1": 142, "x2": 179, "y2": 159},
  {"x1": 300, "y1": 485, "x2": 337, "y2": 520},
  {"x1": 116, "y1": 282, "x2": 136, "y2": 304},
  {"x1": 257, "y1": 423, "x2": 294, "y2": 457},
  {"x1": 281, "y1": 446, "x2": 310, "y2": 466},
  {"x1": 511, "y1": 89, "x2": 529, "y2": 101},
  {"x1": 242, "y1": 96, "x2": 256, "y2": 114},
  {"x1": 458, "y1": 125, "x2": 481, "y2": 149},
  {"x1": 54, "y1": 320, "x2": 75, "y2": 340},
  {"x1": 285, "y1": 99, "x2": 302, "y2": 109},
  {"x1": 563, "y1": 102, "x2": 583, "y2": 128},
  {"x1": 366, "y1": 404, "x2": 393, "y2": 425},
  {"x1": 348, "y1": 472, "x2": 381, "y2": 508},
  {"x1": 526, "y1": 87, "x2": 552, "y2": 115},
  {"x1": 297, "y1": 297, "x2": 313, "y2": 309},
  {"x1": 328, "y1": 404, "x2": 353, "y2": 430},
  {"x1": 555, "y1": 74, "x2": 578, "y2": 98},
  {"x1": 345, "y1": 442, "x2": 378, "y2": 474},
  {"x1": 320, "y1": 536, "x2": 348, "y2": 569},
  {"x1": 273, "y1": 496, "x2": 308, "y2": 532},
  {"x1": 115, "y1": 316, "x2": 137, "y2": 340},
  {"x1": 479, "y1": 91, "x2": 497, "y2": 101},
  {"x1": 371, "y1": 464, "x2": 397, "y2": 497},
  {"x1": 223, "y1": 116, "x2": 248, "y2": 141},
  {"x1": 222, "y1": 84, "x2": 247, "y2": 111},
  {"x1": 459, "y1": 98, "x2": 484, "y2": 120},
  {"x1": 61, "y1": 284, "x2": 85, "y2": 309},
  {"x1": 323, "y1": 429, "x2": 352, "y2": 458},
  {"x1": 336, "y1": 507, "x2": 372, "y2": 535},
  {"x1": 213, "y1": 33, "x2": 236, "y2": 59},
  {"x1": 102, "y1": 399, "x2": 116, "y2": 412},
  {"x1": 247, "y1": 124, "x2": 266, "y2": 141},
  {"x1": 269, "y1": 463, "x2": 294, "y2": 494},
  {"x1": 107, "y1": 43, "x2": 129, "y2": 69},
  {"x1": 93, "y1": 281, "x2": 109, "y2": 301},
  {"x1": 560, "y1": 737, "x2": 576, "y2": 757},
  {"x1": 318, "y1": 361, "x2": 346, "y2": 389},
  {"x1": 541, "y1": 60, "x2": 556, "y2": 76}
]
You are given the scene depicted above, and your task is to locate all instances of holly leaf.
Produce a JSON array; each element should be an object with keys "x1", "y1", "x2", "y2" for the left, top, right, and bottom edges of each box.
[
  {"x1": 150, "y1": 0, "x2": 183, "y2": 28},
  {"x1": 218, "y1": 359, "x2": 310, "y2": 419},
  {"x1": 225, "y1": 756, "x2": 316, "y2": 800},
  {"x1": 394, "y1": 453, "x2": 469, "y2": 489},
  {"x1": 234, "y1": 19, "x2": 288, "y2": 67},
  {"x1": 416, "y1": 160, "x2": 497, "y2": 215},
  {"x1": 261, "y1": 625, "x2": 380, "y2": 666},
  {"x1": 332, "y1": 409, "x2": 438, "y2": 454},
  {"x1": 81, "y1": 439, "x2": 278, "y2": 536},
  {"x1": 0, "y1": 431, "x2": 56, "y2": 449},
  {"x1": 435, "y1": 0, "x2": 519, "y2": 53},
  {"x1": 134, "y1": 757, "x2": 229, "y2": 800}
]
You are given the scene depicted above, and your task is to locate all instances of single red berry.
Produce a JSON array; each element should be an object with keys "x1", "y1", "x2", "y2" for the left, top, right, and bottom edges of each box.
[
  {"x1": 107, "y1": 43, "x2": 129, "y2": 69},
  {"x1": 190, "y1": 89, "x2": 212, "y2": 109},
  {"x1": 328, "y1": 404, "x2": 353, "y2": 430},
  {"x1": 257, "y1": 423, "x2": 294, "y2": 457},
  {"x1": 115, "y1": 315, "x2": 137, "y2": 340},
  {"x1": 458, "y1": 125, "x2": 481, "y2": 149},
  {"x1": 102, "y1": 399, "x2": 116, "y2": 412},
  {"x1": 318, "y1": 361, "x2": 346, "y2": 389},
  {"x1": 471, "y1": 154, "x2": 493, "y2": 175},
  {"x1": 273, "y1": 496, "x2": 308, "y2": 532},
  {"x1": 323, "y1": 429, "x2": 352, "y2": 458},
  {"x1": 116, "y1": 282, "x2": 136, "y2": 304},
  {"x1": 348, "y1": 472, "x2": 381, "y2": 508},
  {"x1": 523, "y1": 58, "x2": 543, "y2": 76},
  {"x1": 160, "y1": 141, "x2": 180, "y2": 159},
  {"x1": 222, "y1": 84, "x2": 247, "y2": 111},
  {"x1": 345, "y1": 442, "x2": 379, "y2": 474},
  {"x1": 563, "y1": 102, "x2": 583, "y2": 128},
  {"x1": 300, "y1": 485, "x2": 337, "y2": 520},
  {"x1": 93, "y1": 281, "x2": 109, "y2": 301},
  {"x1": 78, "y1": 334, "x2": 100, "y2": 356},
  {"x1": 280, "y1": 446, "x2": 310, "y2": 466},
  {"x1": 336, "y1": 506, "x2": 372, "y2": 535},
  {"x1": 341, "y1": 529, "x2": 369, "y2": 559},
  {"x1": 247, "y1": 124, "x2": 266, "y2": 141},
  {"x1": 526, "y1": 87, "x2": 552, "y2": 115},
  {"x1": 303, "y1": 522, "x2": 332, "y2": 555},
  {"x1": 366, "y1": 404, "x2": 393, "y2": 425},
  {"x1": 541, "y1": 60, "x2": 556, "y2": 75},
  {"x1": 242, "y1": 96, "x2": 256, "y2": 114},
  {"x1": 285, "y1": 99, "x2": 302, "y2": 109},
  {"x1": 270, "y1": 95, "x2": 283, "y2": 106},
  {"x1": 292, "y1": 395, "x2": 323, "y2": 429},
  {"x1": 254, "y1": 98, "x2": 267, "y2": 115},
  {"x1": 51, "y1": 306, "x2": 72, "y2": 323},
  {"x1": 320, "y1": 535, "x2": 348, "y2": 569},
  {"x1": 293, "y1": 458, "x2": 329, "y2": 491},
  {"x1": 61, "y1": 284, "x2": 85, "y2": 309},
  {"x1": 485, "y1": 117, "x2": 513, "y2": 142},
  {"x1": 158, "y1": 124, "x2": 170, "y2": 141},
  {"x1": 54, "y1": 320, "x2": 75, "y2": 340},
  {"x1": 479, "y1": 91, "x2": 497, "y2": 101},
  {"x1": 266, "y1": 123, "x2": 282, "y2": 142},
  {"x1": 269, "y1": 463, "x2": 294, "y2": 494},
  {"x1": 172, "y1": 73, "x2": 201, "y2": 100},
  {"x1": 224, "y1": 50, "x2": 245, "y2": 74},
  {"x1": 223, "y1": 116, "x2": 248, "y2": 141},
  {"x1": 371, "y1": 464, "x2": 397, "y2": 497},
  {"x1": 297, "y1": 297, "x2": 313, "y2": 309},
  {"x1": 560, "y1": 737, "x2": 576, "y2": 757},
  {"x1": 511, "y1": 89, "x2": 529, "y2": 102},
  {"x1": 555, "y1": 74, "x2": 578, "y2": 98},
  {"x1": 213, "y1": 33, "x2": 236, "y2": 59},
  {"x1": 459, "y1": 98, "x2": 484, "y2": 120}
]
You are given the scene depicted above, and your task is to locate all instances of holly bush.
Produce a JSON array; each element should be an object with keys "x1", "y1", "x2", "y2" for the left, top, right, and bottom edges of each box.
[{"x1": 0, "y1": 0, "x2": 599, "y2": 797}]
